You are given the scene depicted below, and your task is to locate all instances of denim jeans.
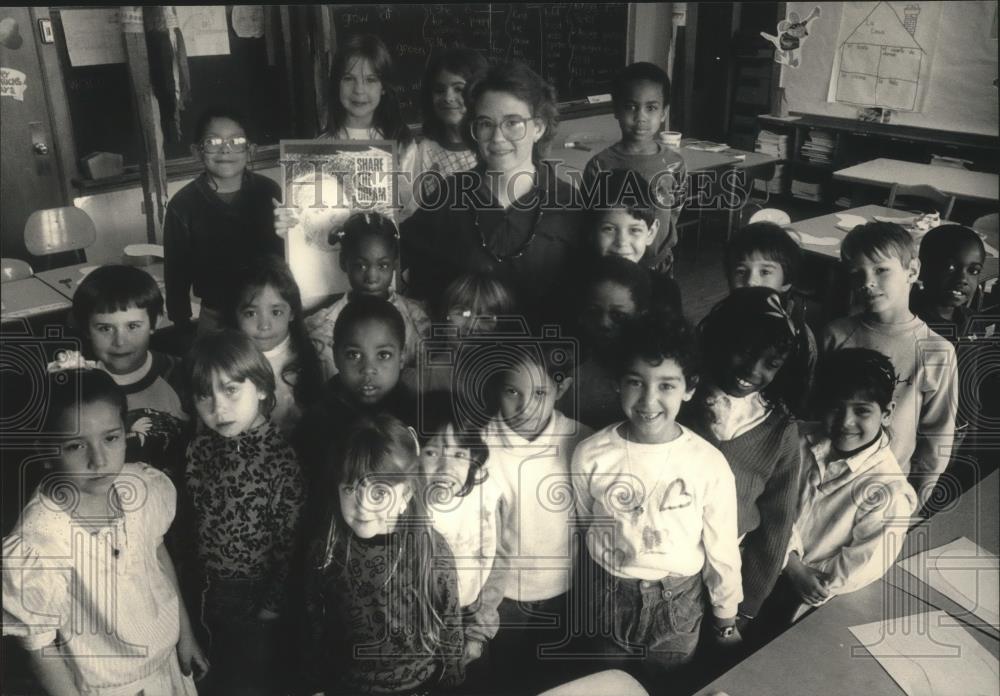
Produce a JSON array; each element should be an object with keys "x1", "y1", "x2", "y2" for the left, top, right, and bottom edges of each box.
[{"x1": 593, "y1": 563, "x2": 705, "y2": 679}]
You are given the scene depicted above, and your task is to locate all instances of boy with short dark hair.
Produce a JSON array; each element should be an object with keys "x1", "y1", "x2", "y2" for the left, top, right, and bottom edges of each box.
[
  {"x1": 583, "y1": 62, "x2": 687, "y2": 277},
  {"x1": 72, "y1": 264, "x2": 188, "y2": 472},
  {"x1": 573, "y1": 313, "x2": 743, "y2": 680},
  {"x1": 822, "y1": 222, "x2": 958, "y2": 505},
  {"x1": 726, "y1": 221, "x2": 817, "y2": 416},
  {"x1": 590, "y1": 169, "x2": 682, "y2": 313}
]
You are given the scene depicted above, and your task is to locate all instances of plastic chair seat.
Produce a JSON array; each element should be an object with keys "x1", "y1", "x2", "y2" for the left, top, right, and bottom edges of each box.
[
  {"x1": 24, "y1": 206, "x2": 97, "y2": 261},
  {"x1": 1, "y1": 258, "x2": 34, "y2": 282}
]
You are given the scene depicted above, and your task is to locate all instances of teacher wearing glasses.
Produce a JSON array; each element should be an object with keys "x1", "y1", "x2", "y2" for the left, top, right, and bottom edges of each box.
[{"x1": 401, "y1": 62, "x2": 584, "y2": 321}]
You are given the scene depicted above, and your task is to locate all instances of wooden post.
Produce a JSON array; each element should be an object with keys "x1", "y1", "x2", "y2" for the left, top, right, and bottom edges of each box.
[{"x1": 120, "y1": 6, "x2": 165, "y2": 244}]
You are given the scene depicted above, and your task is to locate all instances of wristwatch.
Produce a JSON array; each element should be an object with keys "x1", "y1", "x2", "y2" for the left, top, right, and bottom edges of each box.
[{"x1": 715, "y1": 624, "x2": 736, "y2": 639}]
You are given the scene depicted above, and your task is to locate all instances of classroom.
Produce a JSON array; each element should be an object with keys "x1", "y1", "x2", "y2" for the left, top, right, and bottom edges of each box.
[{"x1": 1, "y1": 3, "x2": 997, "y2": 696}]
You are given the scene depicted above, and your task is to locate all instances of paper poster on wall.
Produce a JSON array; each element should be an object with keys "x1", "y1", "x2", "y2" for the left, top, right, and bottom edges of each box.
[
  {"x1": 60, "y1": 8, "x2": 125, "y2": 66},
  {"x1": 827, "y1": 1, "x2": 942, "y2": 112},
  {"x1": 279, "y1": 140, "x2": 397, "y2": 310},
  {"x1": 175, "y1": 6, "x2": 230, "y2": 57}
]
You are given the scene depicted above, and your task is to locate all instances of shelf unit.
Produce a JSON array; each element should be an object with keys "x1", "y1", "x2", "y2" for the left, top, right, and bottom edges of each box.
[{"x1": 755, "y1": 113, "x2": 1000, "y2": 215}]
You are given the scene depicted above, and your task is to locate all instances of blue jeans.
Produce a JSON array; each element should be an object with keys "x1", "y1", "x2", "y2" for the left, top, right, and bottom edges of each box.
[{"x1": 593, "y1": 563, "x2": 705, "y2": 679}]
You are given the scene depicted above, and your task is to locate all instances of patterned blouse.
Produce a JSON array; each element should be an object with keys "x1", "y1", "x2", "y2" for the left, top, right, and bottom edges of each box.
[
  {"x1": 303, "y1": 521, "x2": 465, "y2": 694},
  {"x1": 185, "y1": 420, "x2": 305, "y2": 613}
]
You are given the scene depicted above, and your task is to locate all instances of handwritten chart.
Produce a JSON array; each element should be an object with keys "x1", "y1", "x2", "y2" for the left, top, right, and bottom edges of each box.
[{"x1": 827, "y1": 2, "x2": 942, "y2": 112}]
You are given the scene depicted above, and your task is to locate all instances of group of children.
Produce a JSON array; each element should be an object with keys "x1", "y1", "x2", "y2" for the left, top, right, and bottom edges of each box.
[{"x1": 2, "y1": 34, "x2": 993, "y2": 696}]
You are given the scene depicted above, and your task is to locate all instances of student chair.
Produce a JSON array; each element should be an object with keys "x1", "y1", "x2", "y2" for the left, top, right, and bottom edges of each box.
[
  {"x1": 0, "y1": 258, "x2": 33, "y2": 282},
  {"x1": 23, "y1": 206, "x2": 98, "y2": 265},
  {"x1": 748, "y1": 208, "x2": 792, "y2": 226},
  {"x1": 887, "y1": 183, "x2": 955, "y2": 220}
]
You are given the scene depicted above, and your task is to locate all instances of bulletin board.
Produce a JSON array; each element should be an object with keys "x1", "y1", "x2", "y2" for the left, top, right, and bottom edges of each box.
[
  {"x1": 49, "y1": 6, "x2": 290, "y2": 169},
  {"x1": 780, "y1": 1, "x2": 999, "y2": 137}
]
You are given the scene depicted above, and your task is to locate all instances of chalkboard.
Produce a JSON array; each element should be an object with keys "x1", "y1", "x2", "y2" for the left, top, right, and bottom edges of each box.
[
  {"x1": 332, "y1": 3, "x2": 630, "y2": 124},
  {"x1": 51, "y1": 6, "x2": 290, "y2": 170}
]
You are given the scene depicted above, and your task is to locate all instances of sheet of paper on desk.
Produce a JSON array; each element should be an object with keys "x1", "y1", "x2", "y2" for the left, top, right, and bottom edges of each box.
[
  {"x1": 850, "y1": 610, "x2": 999, "y2": 696},
  {"x1": 788, "y1": 229, "x2": 840, "y2": 246},
  {"x1": 897, "y1": 537, "x2": 999, "y2": 631}
]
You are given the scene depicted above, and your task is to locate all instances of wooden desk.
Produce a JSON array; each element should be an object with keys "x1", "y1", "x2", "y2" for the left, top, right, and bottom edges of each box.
[
  {"x1": 834, "y1": 159, "x2": 1000, "y2": 204},
  {"x1": 695, "y1": 471, "x2": 1000, "y2": 696},
  {"x1": 0, "y1": 278, "x2": 72, "y2": 323}
]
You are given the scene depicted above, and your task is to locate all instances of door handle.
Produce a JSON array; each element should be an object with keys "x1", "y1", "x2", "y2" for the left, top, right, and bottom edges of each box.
[{"x1": 29, "y1": 121, "x2": 49, "y2": 156}]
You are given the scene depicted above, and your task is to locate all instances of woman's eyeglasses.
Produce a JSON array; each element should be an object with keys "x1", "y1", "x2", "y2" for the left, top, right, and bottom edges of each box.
[
  {"x1": 200, "y1": 136, "x2": 249, "y2": 154},
  {"x1": 470, "y1": 116, "x2": 533, "y2": 143}
]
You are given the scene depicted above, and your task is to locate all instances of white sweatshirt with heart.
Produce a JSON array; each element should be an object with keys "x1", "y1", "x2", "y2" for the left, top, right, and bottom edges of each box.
[{"x1": 572, "y1": 422, "x2": 744, "y2": 619}]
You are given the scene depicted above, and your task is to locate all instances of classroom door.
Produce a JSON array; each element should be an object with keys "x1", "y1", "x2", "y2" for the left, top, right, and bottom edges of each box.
[{"x1": 1, "y1": 7, "x2": 66, "y2": 264}]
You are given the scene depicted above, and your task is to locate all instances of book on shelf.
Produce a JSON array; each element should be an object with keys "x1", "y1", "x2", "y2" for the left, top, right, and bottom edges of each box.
[
  {"x1": 755, "y1": 130, "x2": 789, "y2": 158},
  {"x1": 791, "y1": 179, "x2": 823, "y2": 201}
]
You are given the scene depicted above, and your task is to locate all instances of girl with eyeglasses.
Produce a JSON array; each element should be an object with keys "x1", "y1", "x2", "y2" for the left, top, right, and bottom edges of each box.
[
  {"x1": 164, "y1": 106, "x2": 283, "y2": 335},
  {"x1": 401, "y1": 62, "x2": 587, "y2": 325}
]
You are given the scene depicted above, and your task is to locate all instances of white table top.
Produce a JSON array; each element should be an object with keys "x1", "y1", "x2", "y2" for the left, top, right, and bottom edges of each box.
[
  {"x1": 834, "y1": 158, "x2": 999, "y2": 203},
  {"x1": 695, "y1": 471, "x2": 1000, "y2": 696}
]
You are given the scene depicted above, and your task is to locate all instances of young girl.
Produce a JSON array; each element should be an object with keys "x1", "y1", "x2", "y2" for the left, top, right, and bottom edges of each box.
[
  {"x1": 685, "y1": 287, "x2": 803, "y2": 636},
  {"x1": 304, "y1": 212, "x2": 430, "y2": 380},
  {"x1": 226, "y1": 256, "x2": 323, "y2": 435},
  {"x1": 560, "y1": 255, "x2": 652, "y2": 430},
  {"x1": 415, "y1": 48, "x2": 489, "y2": 199},
  {"x1": 2, "y1": 368, "x2": 207, "y2": 694},
  {"x1": 418, "y1": 393, "x2": 506, "y2": 685},
  {"x1": 185, "y1": 330, "x2": 306, "y2": 695},
  {"x1": 165, "y1": 106, "x2": 282, "y2": 333},
  {"x1": 784, "y1": 348, "x2": 916, "y2": 611},
  {"x1": 303, "y1": 413, "x2": 464, "y2": 695},
  {"x1": 274, "y1": 34, "x2": 418, "y2": 232}
]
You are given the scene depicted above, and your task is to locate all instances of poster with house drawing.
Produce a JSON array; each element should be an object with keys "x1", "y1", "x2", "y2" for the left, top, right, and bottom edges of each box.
[{"x1": 827, "y1": 2, "x2": 942, "y2": 111}]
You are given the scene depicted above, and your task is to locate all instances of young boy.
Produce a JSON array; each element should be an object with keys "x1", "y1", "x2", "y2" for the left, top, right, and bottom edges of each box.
[
  {"x1": 483, "y1": 341, "x2": 593, "y2": 693},
  {"x1": 591, "y1": 169, "x2": 683, "y2": 313},
  {"x1": 912, "y1": 224, "x2": 997, "y2": 493},
  {"x1": 583, "y1": 62, "x2": 687, "y2": 277},
  {"x1": 822, "y1": 222, "x2": 958, "y2": 506},
  {"x1": 785, "y1": 349, "x2": 917, "y2": 611},
  {"x1": 294, "y1": 296, "x2": 417, "y2": 489},
  {"x1": 572, "y1": 314, "x2": 742, "y2": 680},
  {"x1": 912, "y1": 224, "x2": 993, "y2": 343},
  {"x1": 72, "y1": 265, "x2": 188, "y2": 473},
  {"x1": 726, "y1": 221, "x2": 817, "y2": 416}
]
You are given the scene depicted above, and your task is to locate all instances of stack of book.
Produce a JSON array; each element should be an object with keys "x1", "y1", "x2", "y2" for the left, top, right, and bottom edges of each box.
[
  {"x1": 791, "y1": 179, "x2": 823, "y2": 201},
  {"x1": 800, "y1": 129, "x2": 834, "y2": 164},
  {"x1": 755, "y1": 130, "x2": 789, "y2": 158}
]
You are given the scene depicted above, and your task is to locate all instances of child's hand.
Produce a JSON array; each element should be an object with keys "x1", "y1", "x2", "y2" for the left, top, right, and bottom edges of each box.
[
  {"x1": 787, "y1": 556, "x2": 831, "y2": 606},
  {"x1": 462, "y1": 639, "x2": 485, "y2": 666},
  {"x1": 273, "y1": 197, "x2": 298, "y2": 239},
  {"x1": 257, "y1": 607, "x2": 280, "y2": 621},
  {"x1": 177, "y1": 630, "x2": 210, "y2": 681}
]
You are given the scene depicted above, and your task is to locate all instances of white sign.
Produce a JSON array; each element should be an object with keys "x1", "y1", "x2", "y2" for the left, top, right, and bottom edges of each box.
[{"x1": 0, "y1": 67, "x2": 27, "y2": 101}]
